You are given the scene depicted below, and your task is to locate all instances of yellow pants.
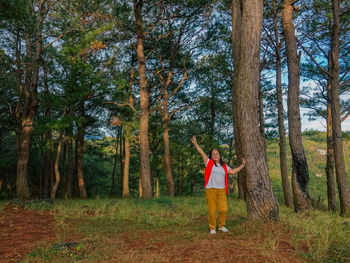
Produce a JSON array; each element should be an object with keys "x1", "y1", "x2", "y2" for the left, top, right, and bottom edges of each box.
[{"x1": 205, "y1": 188, "x2": 227, "y2": 230}]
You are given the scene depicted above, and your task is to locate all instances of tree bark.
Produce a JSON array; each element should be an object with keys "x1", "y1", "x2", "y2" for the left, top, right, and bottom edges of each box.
[
  {"x1": 330, "y1": 0, "x2": 350, "y2": 216},
  {"x1": 231, "y1": 0, "x2": 245, "y2": 200},
  {"x1": 122, "y1": 61, "x2": 135, "y2": 198},
  {"x1": 282, "y1": 0, "x2": 311, "y2": 212},
  {"x1": 64, "y1": 133, "x2": 74, "y2": 198},
  {"x1": 134, "y1": 0, "x2": 153, "y2": 198},
  {"x1": 76, "y1": 106, "x2": 87, "y2": 199},
  {"x1": 326, "y1": 101, "x2": 337, "y2": 211},
  {"x1": 123, "y1": 130, "x2": 131, "y2": 197},
  {"x1": 120, "y1": 129, "x2": 124, "y2": 196},
  {"x1": 51, "y1": 134, "x2": 63, "y2": 200},
  {"x1": 16, "y1": 8, "x2": 43, "y2": 199},
  {"x1": 232, "y1": 0, "x2": 279, "y2": 220},
  {"x1": 273, "y1": 0, "x2": 293, "y2": 208},
  {"x1": 110, "y1": 128, "x2": 119, "y2": 197}
]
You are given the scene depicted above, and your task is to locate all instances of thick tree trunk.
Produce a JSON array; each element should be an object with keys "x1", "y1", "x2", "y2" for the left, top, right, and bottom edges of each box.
[
  {"x1": 16, "y1": 26, "x2": 42, "y2": 200},
  {"x1": 134, "y1": 0, "x2": 153, "y2": 198},
  {"x1": 330, "y1": 0, "x2": 350, "y2": 216},
  {"x1": 273, "y1": 0, "x2": 293, "y2": 208},
  {"x1": 282, "y1": 0, "x2": 311, "y2": 212},
  {"x1": 232, "y1": 0, "x2": 279, "y2": 220},
  {"x1": 51, "y1": 134, "x2": 63, "y2": 200},
  {"x1": 231, "y1": 0, "x2": 245, "y2": 200}
]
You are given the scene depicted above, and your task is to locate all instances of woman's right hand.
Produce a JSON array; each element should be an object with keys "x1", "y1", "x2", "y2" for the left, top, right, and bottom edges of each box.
[{"x1": 191, "y1": 136, "x2": 197, "y2": 145}]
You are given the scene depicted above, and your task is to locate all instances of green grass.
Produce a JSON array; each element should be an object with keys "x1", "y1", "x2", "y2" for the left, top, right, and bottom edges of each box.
[
  {"x1": 4, "y1": 132, "x2": 350, "y2": 262},
  {"x1": 19, "y1": 196, "x2": 350, "y2": 263}
]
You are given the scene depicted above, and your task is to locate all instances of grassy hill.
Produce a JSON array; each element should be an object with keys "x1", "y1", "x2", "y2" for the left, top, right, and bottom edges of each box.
[{"x1": 267, "y1": 131, "x2": 350, "y2": 208}]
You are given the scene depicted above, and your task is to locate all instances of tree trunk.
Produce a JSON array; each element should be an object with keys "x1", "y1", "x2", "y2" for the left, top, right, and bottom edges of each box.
[
  {"x1": 65, "y1": 133, "x2": 74, "y2": 198},
  {"x1": 156, "y1": 178, "x2": 159, "y2": 197},
  {"x1": 326, "y1": 102, "x2": 337, "y2": 211},
  {"x1": 51, "y1": 134, "x2": 63, "y2": 200},
  {"x1": 122, "y1": 61, "x2": 134, "y2": 198},
  {"x1": 134, "y1": 0, "x2": 152, "y2": 198},
  {"x1": 16, "y1": 25, "x2": 42, "y2": 200},
  {"x1": 282, "y1": 0, "x2": 311, "y2": 212},
  {"x1": 273, "y1": 0, "x2": 293, "y2": 208},
  {"x1": 76, "y1": 113, "x2": 87, "y2": 199},
  {"x1": 163, "y1": 116, "x2": 174, "y2": 197},
  {"x1": 120, "y1": 129, "x2": 124, "y2": 196},
  {"x1": 232, "y1": 0, "x2": 279, "y2": 220},
  {"x1": 330, "y1": 0, "x2": 350, "y2": 216},
  {"x1": 139, "y1": 178, "x2": 142, "y2": 198},
  {"x1": 123, "y1": 131, "x2": 131, "y2": 197},
  {"x1": 110, "y1": 129, "x2": 119, "y2": 197},
  {"x1": 231, "y1": 0, "x2": 245, "y2": 201}
]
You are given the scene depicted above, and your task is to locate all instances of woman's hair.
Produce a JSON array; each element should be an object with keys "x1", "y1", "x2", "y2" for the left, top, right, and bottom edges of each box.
[{"x1": 209, "y1": 148, "x2": 224, "y2": 166}]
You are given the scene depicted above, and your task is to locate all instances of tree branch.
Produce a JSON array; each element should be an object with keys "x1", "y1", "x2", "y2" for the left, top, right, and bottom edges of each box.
[{"x1": 296, "y1": 37, "x2": 334, "y2": 78}]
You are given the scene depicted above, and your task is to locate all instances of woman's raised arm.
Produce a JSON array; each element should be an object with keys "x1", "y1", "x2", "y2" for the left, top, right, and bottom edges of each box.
[{"x1": 191, "y1": 136, "x2": 208, "y2": 166}]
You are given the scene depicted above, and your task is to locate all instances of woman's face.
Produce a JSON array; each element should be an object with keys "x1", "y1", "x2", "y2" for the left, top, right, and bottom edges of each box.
[{"x1": 211, "y1": 149, "x2": 220, "y2": 163}]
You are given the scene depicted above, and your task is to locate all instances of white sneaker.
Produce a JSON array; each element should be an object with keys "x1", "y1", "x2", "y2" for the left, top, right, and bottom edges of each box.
[
  {"x1": 218, "y1": 227, "x2": 229, "y2": 233},
  {"x1": 210, "y1": 230, "x2": 216, "y2": 234}
]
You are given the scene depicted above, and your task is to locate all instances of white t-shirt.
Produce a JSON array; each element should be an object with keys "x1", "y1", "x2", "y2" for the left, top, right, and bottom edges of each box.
[{"x1": 205, "y1": 159, "x2": 231, "y2": 189}]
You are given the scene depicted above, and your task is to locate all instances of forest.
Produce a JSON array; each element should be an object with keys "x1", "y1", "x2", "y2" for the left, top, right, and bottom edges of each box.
[
  {"x1": 1, "y1": 0, "x2": 350, "y2": 218},
  {"x1": 1, "y1": 0, "x2": 350, "y2": 262}
]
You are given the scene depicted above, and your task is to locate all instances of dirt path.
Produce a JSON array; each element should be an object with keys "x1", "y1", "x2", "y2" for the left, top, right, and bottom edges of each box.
[
  {"x1": 0, "y1": 205, "x2": 56, "y2": 263},
  {"x1": 0, "y1": 205, "x2": 306, "y2": 263}
]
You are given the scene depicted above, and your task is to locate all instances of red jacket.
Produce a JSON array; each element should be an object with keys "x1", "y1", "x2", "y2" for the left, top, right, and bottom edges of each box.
[{"x1": 204, "y1": 159, "x2": 228, "y2": 195}]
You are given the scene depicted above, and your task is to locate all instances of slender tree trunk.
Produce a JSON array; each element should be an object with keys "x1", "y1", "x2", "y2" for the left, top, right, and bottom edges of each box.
[
  {"x1": 120, "y1": 129, "x2": 124, "y2": 196},
  {"x1": 65, "y1": 133, "x2": 74, "y2": 198},
  {"x1": 326, "y1": 102, "x2": 337, "y2": 211},
  {"x1": 134, "y1": 0, "x2": 152, "y2": 198},
  {"x1": 163, "y1": 115, "x2": 174, "y2": 197},
  {"x1": 123, "y1": 133, "x2": 131, "y2": 197},
  {"x1": 76, "y1": 110, "x2": 87, "y2": 199},
  {"x1": 231, "y1": 0, "x2": 245, "y2": 200},
  {"x1": 330, "y1": 0, "x2": 350, "y2": 216},
  {"x1": 282, "y1": 0, "x2": 311, "y2": 212},
  {"x1": 273, "y1": 0, "x2": 293, "y2": 208},
  {"x1": 232, "y1": 0, "x2": 279, "y2": 220},
  {"x1": 51, "y1": 134, "x2": 63, "y2": 200},
  {"x1": 156, "y1": 178, "x2": 159, "y2": 197},
  {"x1": 139, "y1": 178, "x2": 142, "y2": 198},
  {"x1": 110, "y1": 129, "x2": 119, "y2": 197},
  {"x1": 122, "y1": 61, "x2": 134, "y2": 198}
]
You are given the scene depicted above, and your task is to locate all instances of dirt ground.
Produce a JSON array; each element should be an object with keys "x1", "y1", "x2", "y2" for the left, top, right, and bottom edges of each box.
[
  {"x1": 0, "y1": 204, "x2": 56, "y2": 263},
  {"x1": 0, "y1": 204, "x2": 306, "y2": 263}
]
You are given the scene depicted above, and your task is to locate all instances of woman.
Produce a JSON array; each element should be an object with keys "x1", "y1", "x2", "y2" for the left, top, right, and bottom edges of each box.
[{"x1": 191, "y1": 136, "x2": 246, "y2": 234}]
